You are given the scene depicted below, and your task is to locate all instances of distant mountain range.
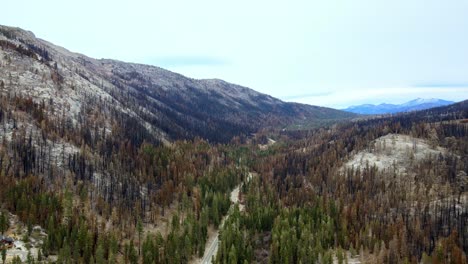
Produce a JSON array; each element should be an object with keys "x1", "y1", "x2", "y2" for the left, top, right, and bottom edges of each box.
[{"x1": 343, "y1": 98, "x2": 455, "y2": 115}]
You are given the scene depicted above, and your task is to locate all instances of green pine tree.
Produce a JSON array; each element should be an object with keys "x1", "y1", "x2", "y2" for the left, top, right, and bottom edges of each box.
[
  {"x1": 1, "y1": 249, "x2": 6, "y2": 264},
  {"x1": 96, "y1": 242, "x2": 105, "y2": 264},
  {"x1": 0, "y1": 212, "x2": 8, "y2": 235},
  {"x1": 137, "y1": 218, "x2": 143, "y2": 256}
]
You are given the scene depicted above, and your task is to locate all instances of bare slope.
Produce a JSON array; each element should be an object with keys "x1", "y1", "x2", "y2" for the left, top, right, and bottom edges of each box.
[{"x1": 344, "y1": 133, "x2": 447, "y2": 175}]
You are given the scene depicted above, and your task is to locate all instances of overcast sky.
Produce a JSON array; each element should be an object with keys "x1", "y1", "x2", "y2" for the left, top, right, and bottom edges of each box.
[{"x1": 3, "y1": 0, "x2": 468, "y2": 108}]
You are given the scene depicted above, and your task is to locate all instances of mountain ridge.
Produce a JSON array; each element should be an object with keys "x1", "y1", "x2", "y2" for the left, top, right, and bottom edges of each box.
[{"x1": 0, "y1": 24, "x2": 355, "y2": 144}]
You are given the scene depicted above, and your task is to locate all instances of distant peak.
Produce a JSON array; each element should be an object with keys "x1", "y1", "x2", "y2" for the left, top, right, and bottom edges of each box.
[
  {"x1": 344, "y1": 98, "x2": 454, "y2": 115},
  {"x1": 402, "y1": 98, "x2": 448, "y2": 106}
]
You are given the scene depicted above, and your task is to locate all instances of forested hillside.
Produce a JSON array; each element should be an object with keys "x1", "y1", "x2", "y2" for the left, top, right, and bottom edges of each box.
[
  {"x1": 1, "y1": 92, "x2": 466, "y2": 264},
  {"x1": 0, "y1": 23, "x2": 466, "y2": 264},
  {"x1": 0, "y1": 92, "x2": 250, "y2": 262},
  {"x1": 214, "y1": 100, "x2": 468, "y2": 264}
]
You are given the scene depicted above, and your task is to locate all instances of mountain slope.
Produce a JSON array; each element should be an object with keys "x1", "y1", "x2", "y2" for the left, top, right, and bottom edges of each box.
[
  {"x1": 343, "y1": 98, "x2": 455, "y2": 115},
  {"x1": 0, "y1": 25, "x2": 354, "y2": 144}
]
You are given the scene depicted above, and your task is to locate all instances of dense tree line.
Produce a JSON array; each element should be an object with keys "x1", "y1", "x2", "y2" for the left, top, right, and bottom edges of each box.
[
  {"x1": 0, "y1": 63, "x2": 466, "y2": 264},
  {"x1": 0, "y1": 91, "x2": 252, "y2": 262},
  {"x1": 217, "y1": 101, "x2": 467, "y2": 263}
]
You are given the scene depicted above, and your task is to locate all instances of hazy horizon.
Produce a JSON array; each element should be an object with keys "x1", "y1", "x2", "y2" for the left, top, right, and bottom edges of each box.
[{"x1": 2, "y1": 0, "x2": 468, "y2": 108}]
